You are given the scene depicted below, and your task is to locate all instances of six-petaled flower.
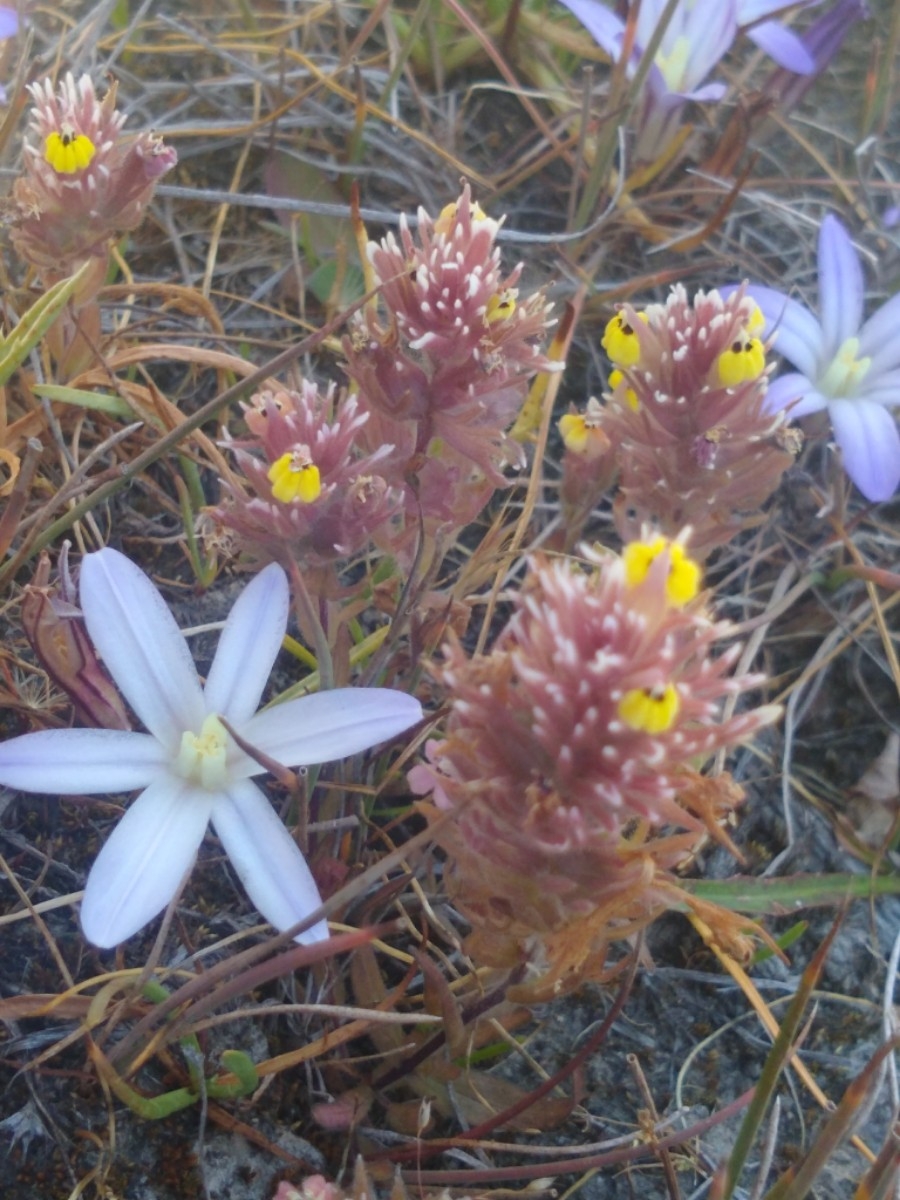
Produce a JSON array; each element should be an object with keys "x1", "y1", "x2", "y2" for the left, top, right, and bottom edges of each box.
[
  {"x1": 741, "y1": 214, "x2": 900, "y2": 502},
  {"x1": 0, "y1": 549, "x2": 422, "y2": 948}
]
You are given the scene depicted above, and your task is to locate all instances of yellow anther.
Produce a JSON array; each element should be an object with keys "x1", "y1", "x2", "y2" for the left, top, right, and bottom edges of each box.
[
  {"x1": 618, "y1": 684, "x2": 680, "y2": 734},
  {"x1": 485, "y1": 288, "x2": 518, "y2": 325},
  {"x1": 602, "y1": 311, "x2": 647, "y2": 368},
  {"x1": 608, "y1": 368, "x2": 640, "y2": 412},
  {"x1": 45, "y1": 128, "x2": 96, "y2": 174},
  {"x1": 717, "y1": 335, "x2": 766, "y2": 387},
  {"x1": 623, "y1": 536, "x2": 701, "y2": 607},
  {"x1": 267, "y1": 450, "x2": 322, "y2": 504}
]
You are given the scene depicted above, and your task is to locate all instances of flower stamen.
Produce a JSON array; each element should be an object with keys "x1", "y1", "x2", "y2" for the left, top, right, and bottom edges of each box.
[
  {"x1": 176, "y1": 713, "x2": 229, "y2": 790},
  {"x1": 819, "y1": 336, "x2": 872, "y2": 397}
]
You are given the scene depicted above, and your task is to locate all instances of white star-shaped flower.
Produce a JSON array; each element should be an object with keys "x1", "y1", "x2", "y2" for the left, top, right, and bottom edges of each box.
[{"x1": 0, "y1": 548, "x2": 423, "y2": 948}]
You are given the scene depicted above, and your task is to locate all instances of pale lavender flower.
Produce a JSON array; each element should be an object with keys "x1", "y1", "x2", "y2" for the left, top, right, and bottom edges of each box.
[
  {"x1": 761, "y1": 0, "x2": 868, "y2": 114},
  {"x1": 0, "y1": 549, "x2": 422, "y2": 948},
  {"x1": 741, "y1": 214, "x2": 900, "y2": 501},
  {"x1": 556, "y1": 0, "x2": 815, "y2": 100},
  {"x1": 0, "y1": 4, "x2": 17, "y2": 105},
  {"x1": 557, "y1": 0, "x2": 815, "y2": 163}
]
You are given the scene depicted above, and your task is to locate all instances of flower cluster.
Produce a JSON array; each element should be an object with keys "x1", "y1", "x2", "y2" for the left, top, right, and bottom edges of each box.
[
  {"x1": 560, "y1": 286, "x2": 800, "y2": 557},
  {"x1": 737, "y1": 213, "x2": 900, "y2": 502},
  {"x1": 10, "y1": 73, "x2": 177, "y2": 274},
  {"x1": 211, "y1": 382, "x2": 403, "y2": 577},
  {"x1": 410, "y1": 538, "x2": 778, "y2": 995},
  {"x1": 0, "y1": 549, "x2": 422, "y2": 948},
  {"x1": 344, "y1": 183, "x2": 556, "y2": 547}
]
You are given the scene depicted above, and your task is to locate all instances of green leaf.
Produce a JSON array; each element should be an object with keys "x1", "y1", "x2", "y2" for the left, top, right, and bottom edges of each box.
[
  {"x1": 30, "y1": 384, "x2": 136, "y2": 420},
  {"x1": 0, "y1": 262, "x2": 93, "y2": 387}
]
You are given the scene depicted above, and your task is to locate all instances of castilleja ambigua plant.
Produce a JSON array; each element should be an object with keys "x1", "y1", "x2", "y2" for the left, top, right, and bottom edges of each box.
[
  {"x1": 410, "y1": 537, "x2": 780, "y2": 999},
  {"x1": 560, "y1": 286, "x2": 801, "y2": 558},
  {"x1": 210, "y1": 382, "x2": 403, "y2": 587},
  {"x1": 343, "y1": 183, "x2": 557, "y2": 557},
  {"x1": 0, "y1": 549, "x2": 422, "y2": 948},
  {"x1": 11, "y1": 73, "x2": 177, "y2": 276}
]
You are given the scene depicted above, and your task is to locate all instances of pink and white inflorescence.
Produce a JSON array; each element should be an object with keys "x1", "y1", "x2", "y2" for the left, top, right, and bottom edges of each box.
[
  {"x1": 565, "y1": 286, "x2": 801, "y2": 558},
  {"x1": 213, "y1": 383, "x2": 403, "y2": 570},
  {"x1": 12, "y1": 73, "x2": 177, "y2": 271},
  {"x1": 410, "y1": 542, "x2": 779, "y2": 937},
  {"x1": 344, "y1": 183, "x2": 556, "y2": 540}
]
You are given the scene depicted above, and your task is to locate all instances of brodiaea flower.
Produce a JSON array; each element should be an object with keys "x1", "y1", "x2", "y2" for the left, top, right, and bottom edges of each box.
[
  {"x1": 11, "y1": 73, "x2": 177, "y2": 272},
  {"x1": 410, "y1": 540, "x2": 778, "y2": 989},
  {"x1": 739, "y1": 214, "x2": 900, "y2": 501},
  {"x1": 0, "y1": 549, "x2": 422, "y2": 948},
  {"x1": 557, "y1": 0, "x2": 815, "y2": 92},
  {"x1": 557, "y1": 0, "x2": 815, "y2": 162}
]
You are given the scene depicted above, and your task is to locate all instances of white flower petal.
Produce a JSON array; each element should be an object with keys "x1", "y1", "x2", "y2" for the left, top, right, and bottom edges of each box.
[
  {"x1": 859, "y1": 294, "x2": 900, "y2": 377},
  {"x1": 817, "y1": 215, "x2": 864, "y2": 353},
  {"x1": 80, "y1": 777, "x2": 213, "y2": 948},
  {"x1": 0, "y1": 728, "x2": 165, "y2": 794},
  {"x1": 744, "y1": 285, "x2": 823, "y2": 379},
  {"x1": 211, "y1": 780, "x2": 329, "y2": 944},
  {"x1": 204, "y1": 564, "x2": 289, "y2": 724},
  {"x1": 238, "y1": 688, "x2": 423, "y2": 772},
  {"x1": 829, "y1": 398, "x2": 900, "y2": 502},
  {"x1": 80, "y1": 549, "x2": 205, "y2": 750}
]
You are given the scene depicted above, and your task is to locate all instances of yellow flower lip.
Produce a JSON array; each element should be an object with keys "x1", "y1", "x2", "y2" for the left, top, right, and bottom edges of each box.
[
  {"x1": 623, "y1": 536, "x2": 701, "y2": 607},
  {"x1": 602, "y1": 311, "x2": 647, "y2": 368},
  {"x1": 435, "y1": 198, "x2": 489, "y2": 236},
  {"x1": 45, "y1": 127, "x2": 96, "y2": 174},
  {"x1": 485, "y1": 288, "x2": 518, "y2": 325},
  {"x1": 717, "y1": 335, "x2": 766, "y2": 387},
  {"x1": 618, "y1": 683, "x2": 680, "y2": 734},
  {"x1": 267, "y1": 449, "x2": 322, "y2": 504},
  {"x1": 608, "y1": 368, "x2": 640, "y2": 412}
]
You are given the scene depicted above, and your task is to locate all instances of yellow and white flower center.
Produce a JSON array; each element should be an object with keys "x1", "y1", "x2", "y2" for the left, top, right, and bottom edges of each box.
[
  {"x1": 175, "y1": 713, "x2": 229, "y2": 790},
  {"x1": 819, "y1": 337, "x2": 871, "y2": 398},
  {"x1": 655, "y1": 35, "x2": 690, "y2": 92}
]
